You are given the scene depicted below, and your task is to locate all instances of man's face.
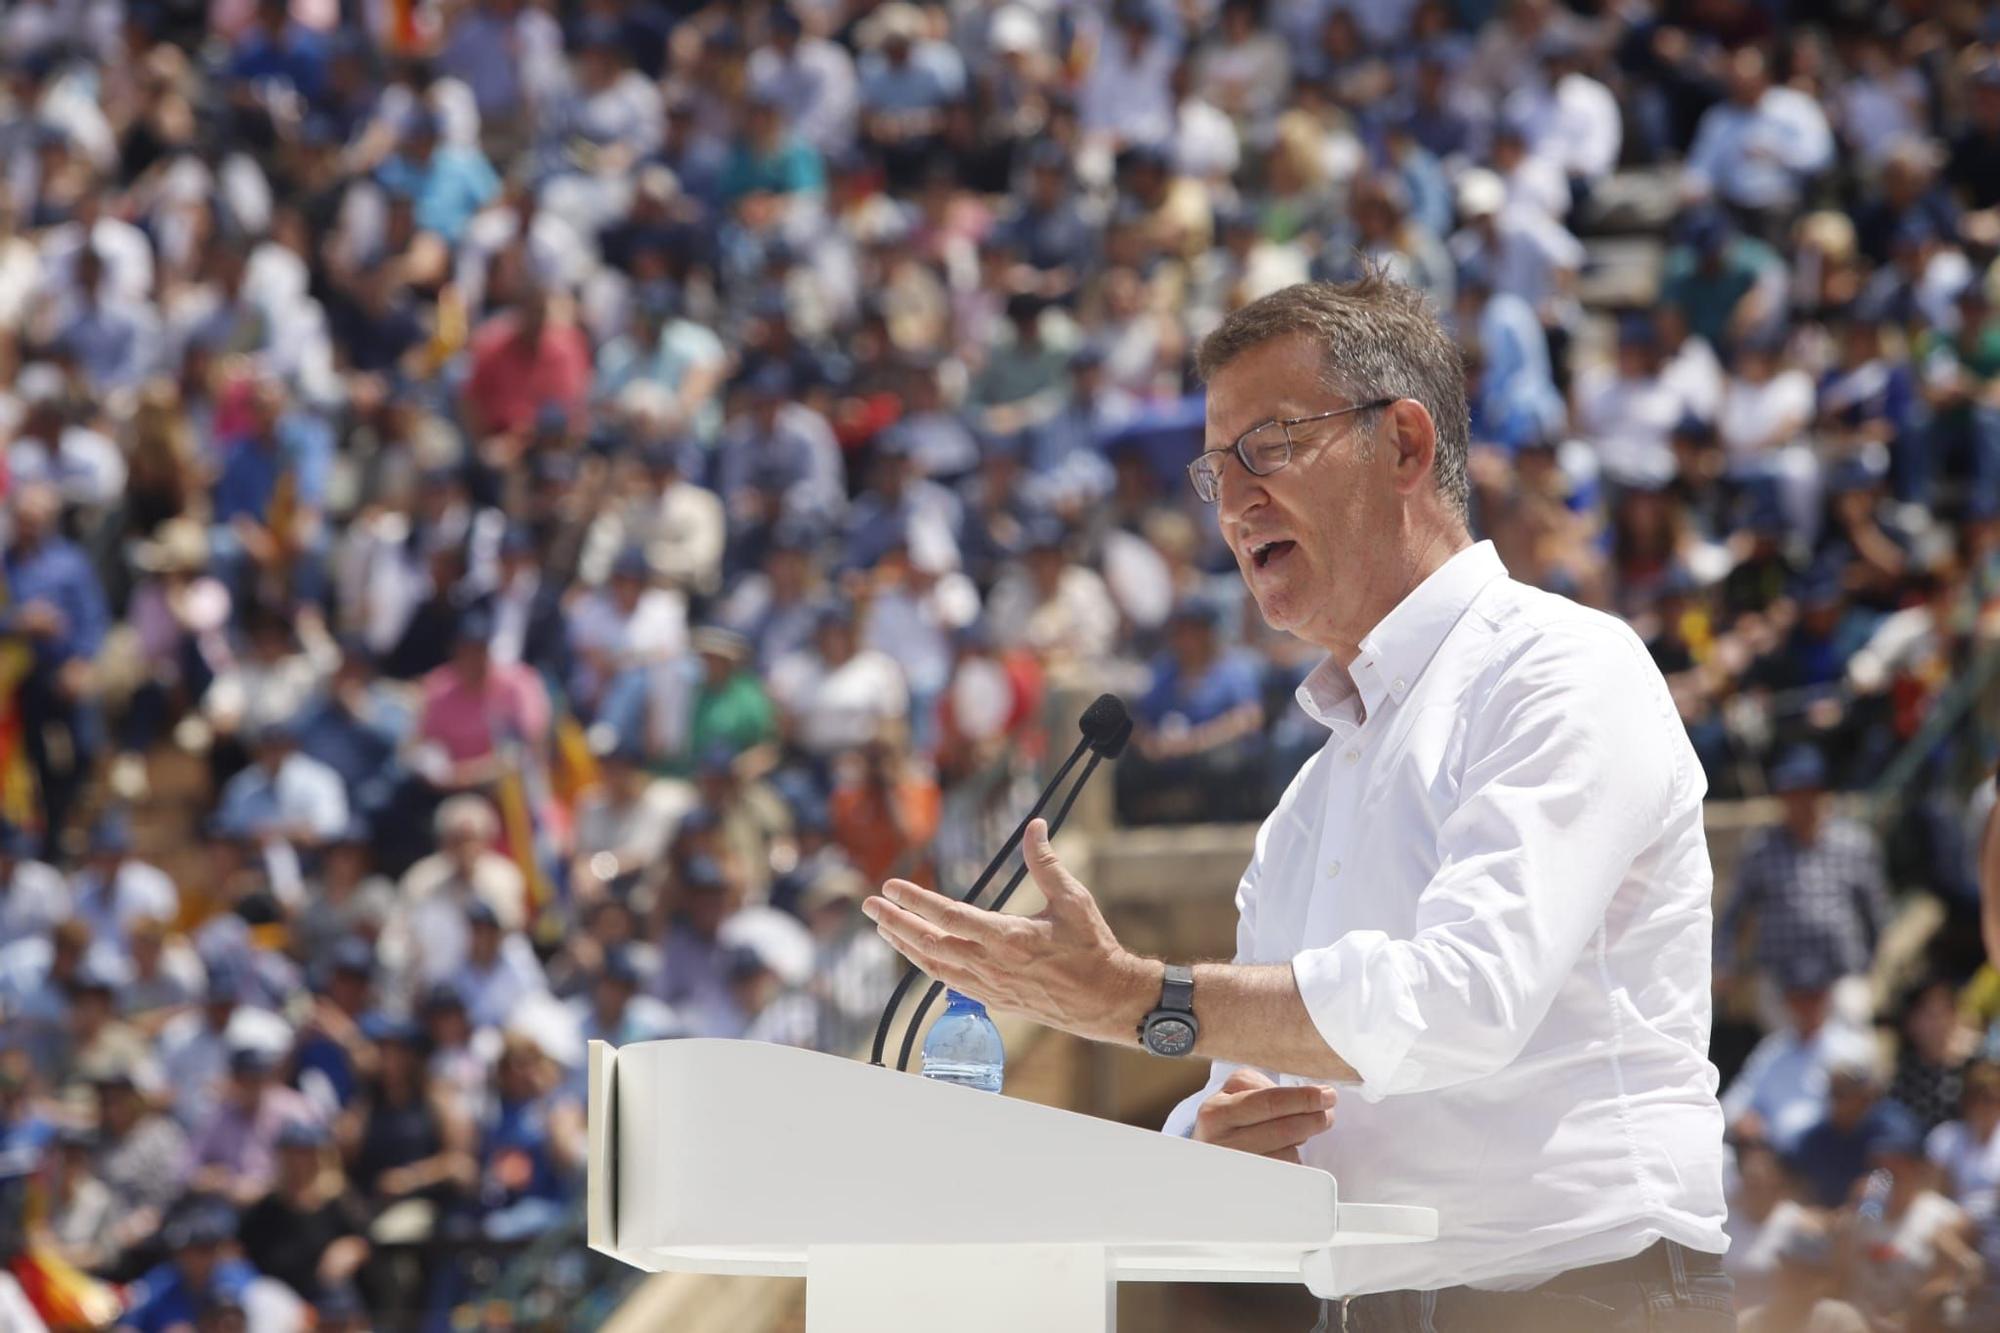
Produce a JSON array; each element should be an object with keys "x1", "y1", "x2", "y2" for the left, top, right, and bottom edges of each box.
[{"x1": 1203, "y1": 336, "x2": 1399, "y2": 651}]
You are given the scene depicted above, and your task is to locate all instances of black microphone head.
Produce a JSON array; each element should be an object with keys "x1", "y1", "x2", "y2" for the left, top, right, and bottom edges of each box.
[
  {"x1": 1078, "y1": 694, "x2": 1130, "y2": 754},
  {"x1": 1097, "y1": 717, "x2": 1133, "y2": 760}
]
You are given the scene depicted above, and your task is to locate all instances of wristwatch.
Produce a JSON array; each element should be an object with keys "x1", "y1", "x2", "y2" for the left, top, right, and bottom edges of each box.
[{"x1": 1139, "y1": 963, "x2": 1199, "y2": 1057}]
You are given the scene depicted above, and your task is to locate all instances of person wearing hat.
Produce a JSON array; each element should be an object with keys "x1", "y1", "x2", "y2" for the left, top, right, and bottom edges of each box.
[
  {"x1": 1728, "y1": 944, "x2": 1880, "y2": 1152},
  {"x1": 237, "y1": 1116, "x2": 370, "y2": 1307},
  {"x1": 213, "y1": 713, "x2": 352, "y2": 855},
  {"x1": 487, "y1": 523, "x2": 574, "y2": 684},
  {"x1": 683, "y1": 625, "x2": 778, "y2": 771},
  {"x1": 564, "y1": 541, "x2": 690, "y2": 736},
  {"x1": 461, "y1": 280, "x2": 590, "y2": 447},
  {"x1": 84, "y1": 1050, "x2": 189, "y2": 1273},
  {"x1": 58, "y1": 961, "x2": 152, "y2": 1095},
  {"x1": 711, "y1": 357, "x2": 845, "y2": 537},
  {"x1": 574, "y1": 946, "x2": 682, "y2": 1058},
  {"x1": 0, "y1": 818, "x2": 69, "y2": 950},
  {"x1": 409, "y1": 598, "x2": 552, "y2": 798},
  {"x1": 119, "y1": 1198, "x2": 265, "y2": 1333},
  {"x1": 1077, "y1": 0, "x2": 1175, "y2": 148},
  {"x1": 1117, "y1": 594, "x2": 1267, "y2": 824},
  {"x1": 744, "y1": 4, "x2": 859, "y2": 158},
  {"x1": 1661, "y1": 200, "x2": 1785, "y2": 351},
  {"x1": 187, "y1": 1039, "x2": 320, "y2": 1207},
  {"x1": 445, "y1": 896, "x2": 549, "y2": 1032},
  {"x1": 839, "y1": 428, "x2": 964, "y2": 576},
  {"x1": 981, "y1": 512, "x2": 1121, "y2": 674},
  {"x1": 796, "y1": 860, "x2": 896, "y2": 1055},
  {"x1": 1570, "y1": 308, "x2": 1700, "y2": 491},
  {"x1": 655, "y1": 853, "x2": 745, "y2": 1035},
  {"x1": 569, "y1": 723, "x2": 690, "y2": 899},
  {"x1": 587, "y1": 435, "x2": 725, "y2": 599},
  {"x1": 1, "y1": 480, "x2": 110, "y2": 857},
  {"x1": 68, "y1": 809, "x2": 179, "y2": 952},
  {"x1": 1718, "y1": 745, "x2": 1889, "y2": 1038},
  {"x1": 1785, "y1": 1039, "x2": 1921, "y2": 1208},
  {"x1": 765, "y1": 597, "x2": 909, "y2": 759}
]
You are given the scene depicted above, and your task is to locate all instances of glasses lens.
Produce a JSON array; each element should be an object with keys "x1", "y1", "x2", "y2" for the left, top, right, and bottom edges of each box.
[
  {"x1": 1240, "y1": 421, "x2": 1292, "y2": 476},
  {"x1": 1189, "y1": 455, "x2": 1223, "y2": 502}
]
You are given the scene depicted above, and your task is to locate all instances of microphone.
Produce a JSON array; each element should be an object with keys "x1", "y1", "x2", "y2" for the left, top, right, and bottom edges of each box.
[{"x1": 867, "y1": 695, "x2": 1130, "y2": 1068}]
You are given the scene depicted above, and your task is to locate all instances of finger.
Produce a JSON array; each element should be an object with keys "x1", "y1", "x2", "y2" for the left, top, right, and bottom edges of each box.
[
  {"x1": 1023, "y1": 818, "x2": 1088, "y2": 912},
  {"x1": 1203, "y1": 1083, "x2": 1337, "y2": 1132},
  {"x1": 881, "y1": 879, "x2": 1012, "y2": 938},
  {"x1": 1207, "y1": 1107, "x2": 1337, "y2": 1156},
  {"x1": 1264, "y1": 1147, "x2": 1303, "y2": 1165},
  {"x1": 865, "y1": 898, "x2": 978, "y2": 967}
]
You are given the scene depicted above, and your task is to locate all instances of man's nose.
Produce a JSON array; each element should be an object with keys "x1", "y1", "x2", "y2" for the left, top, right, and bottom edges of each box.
[{"x1": 1214, "y1": 456, "x2": 1266, "y2": 529}]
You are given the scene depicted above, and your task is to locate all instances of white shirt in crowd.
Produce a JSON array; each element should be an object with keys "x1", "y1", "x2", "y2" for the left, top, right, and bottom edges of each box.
[
  {"x1": 1506, "y1": 71, "x2": 1623, "y2": 183},
  {"x1": 1164, "y1": 541, "x2": 1728, "y2": 1294},
  {"x1": 767, "y1": 647, "x2": 908, "y2": 756}
]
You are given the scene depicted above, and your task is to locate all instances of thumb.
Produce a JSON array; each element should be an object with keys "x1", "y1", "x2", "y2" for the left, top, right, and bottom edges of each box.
[{"x1": 1023, "y1": 818, "x2": 1087, "y2": 912}]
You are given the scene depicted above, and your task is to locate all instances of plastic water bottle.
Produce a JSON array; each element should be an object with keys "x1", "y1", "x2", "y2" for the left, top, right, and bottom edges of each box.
[{"x1": 920, "y1": 991, "x2": 1005, "y2": 1092}]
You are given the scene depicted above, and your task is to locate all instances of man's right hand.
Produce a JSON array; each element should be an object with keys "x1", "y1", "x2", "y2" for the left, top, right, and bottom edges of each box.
[{"x1": 1191, "y1": 1067, "x2": 1337, "y2": 1164}]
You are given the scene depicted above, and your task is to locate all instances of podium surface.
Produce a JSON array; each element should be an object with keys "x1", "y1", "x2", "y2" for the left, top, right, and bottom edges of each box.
[{"x1": 587, "y1": 1038, "x2": 1435, "y2": 1331}]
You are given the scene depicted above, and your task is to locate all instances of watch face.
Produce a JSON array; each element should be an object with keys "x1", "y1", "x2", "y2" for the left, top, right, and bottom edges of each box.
[{"x1": 1146, "y1": 1016, "x2": 1197, "y2": 1058}]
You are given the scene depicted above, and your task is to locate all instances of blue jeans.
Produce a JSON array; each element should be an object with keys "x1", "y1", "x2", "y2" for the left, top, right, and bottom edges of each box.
[{"x1": 1329, "y1": 1242, "x2": 1734, "y2": 1332}]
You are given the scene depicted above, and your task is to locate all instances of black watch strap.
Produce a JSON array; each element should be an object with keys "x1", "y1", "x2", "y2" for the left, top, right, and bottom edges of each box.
[{"x1": 1159, "y1": 963, "x2": 1195, "y2": 1013}]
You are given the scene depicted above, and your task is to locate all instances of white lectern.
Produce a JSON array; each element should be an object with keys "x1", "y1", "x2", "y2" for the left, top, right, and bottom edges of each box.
[{"x1": 586, "y1": 1038, "x2": 1435, "y2": 1333}]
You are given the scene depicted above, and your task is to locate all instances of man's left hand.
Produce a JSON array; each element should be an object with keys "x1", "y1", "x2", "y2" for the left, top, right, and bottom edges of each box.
[{"x1": 863, "y1": 818, "x2": 1156, "y2": 1046}]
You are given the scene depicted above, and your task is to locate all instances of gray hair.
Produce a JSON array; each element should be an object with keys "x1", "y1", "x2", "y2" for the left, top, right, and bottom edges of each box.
[{"x1": 1194, "y1": 271, "x2": 1471, "y2": 525}]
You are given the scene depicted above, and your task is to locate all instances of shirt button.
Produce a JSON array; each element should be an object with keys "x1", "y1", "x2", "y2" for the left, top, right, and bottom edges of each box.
[
  {"x1": 1392, "y1": 677, "x2": 1407, "y2": 694},
  {"x1": 1325, "y1": 860, "x2": 1342, "y2": 879},
  {"x1": 1344, "y1": 749, "x2": 1360, "y2": 765}
]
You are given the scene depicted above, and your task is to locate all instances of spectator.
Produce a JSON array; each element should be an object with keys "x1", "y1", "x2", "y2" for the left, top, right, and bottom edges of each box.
[
  {"x1": 767, "y1": 600, "x2": 907, "y2": 760},
  {"x1": 447, "y1": 900, "x2": 547, "y2": 1033},
  {"x1": 1722, "y1": 953, "x2": 1873, "y2": 1153},
  {"x1": 1, "y1": 481, "x2": 108, "y2": 853},
  {"x1": 1887, "y1": 975, "x2": 1978, "y2": 1134},
  {"x1": 1788, "y1": 1050, "x2": 1921, "y2": 1209},
  {"x1": 829, "y1": 732, "x2": 941, "y2": 887},
  {"x1": 189, "y1": 1045, "x2": 319, "y2": 1206},
  {"x1": 1927, "y1": 1061, "x2": 2000, "y2": 1287},
  {"x1": 1117, "y1": 597, "x2": 1267, "y2": 825},
  {"x1": 1717, "y1": 745, "x2": 1891, "y2": 1021},
  {"x1": 1845, "y1": 1118, "x2": 1984, "y2": 1325},
  {"x1": 1724, "y1": 1139, "x2": 1821, "y2": 1309},
  {"x1": 1684, "y1": 45, "x2": 1835, "y2": 245},
  {"x1": 237, "y1": 1120, "x2": 370, "y2": 1307},
  {"x1": 475, "y1": 1033, "x2": 583, "y2": 1241},
  {"x1": 388, "y1": 796, "x2": 526, "y2": 987},
  {"x1": 1735, "y1": 1220, "x2": 1870, "y2": 1333}
]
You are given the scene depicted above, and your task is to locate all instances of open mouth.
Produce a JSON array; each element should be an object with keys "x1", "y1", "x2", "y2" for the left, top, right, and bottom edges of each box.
[{"x1": 1251, "y1": 540, "x2": 1297, "y2": 571}]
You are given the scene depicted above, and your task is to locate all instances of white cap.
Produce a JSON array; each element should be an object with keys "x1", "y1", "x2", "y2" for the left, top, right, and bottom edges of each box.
[
  {"x1": 1457, "y1": 168, "x2": 1505, "y2": 219},
  {"x1": 989, "y1": 6, "x2": 1042, "y2": 53}
]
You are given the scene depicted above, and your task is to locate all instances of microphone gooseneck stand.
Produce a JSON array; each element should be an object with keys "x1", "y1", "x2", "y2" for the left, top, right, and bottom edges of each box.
[{"x1": 866, "y1": 697, "x2": 1129, "y2": 1070}]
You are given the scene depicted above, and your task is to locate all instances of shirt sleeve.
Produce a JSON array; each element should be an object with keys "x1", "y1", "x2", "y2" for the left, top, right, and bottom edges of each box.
[{"x1": 1290, "y1": 624, "x2": 1681, "y2": 1099}]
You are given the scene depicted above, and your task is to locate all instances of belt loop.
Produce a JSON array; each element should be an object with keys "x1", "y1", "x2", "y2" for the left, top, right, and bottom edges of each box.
[
  {"x1": 1664, "y1": 1239, "x2": 1689, "y2": 1300},
  {"x1": 1417, "y1": 1288, "x2": 1439, "y2": 1333}
]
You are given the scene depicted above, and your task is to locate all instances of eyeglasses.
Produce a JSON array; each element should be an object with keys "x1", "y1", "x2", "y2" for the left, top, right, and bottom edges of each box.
[{"x1": 1186, "y1": 399, "x2": 1395, "y2": 503}]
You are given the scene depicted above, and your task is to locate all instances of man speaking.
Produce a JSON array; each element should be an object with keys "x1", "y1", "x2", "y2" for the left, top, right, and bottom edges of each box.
[{"x1": 863, "y1": 275, "x2": 1732, "y2": 1330}]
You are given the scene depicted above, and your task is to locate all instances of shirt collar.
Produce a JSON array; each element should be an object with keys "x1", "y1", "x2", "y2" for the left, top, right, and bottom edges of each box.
[{"x1": 1294, "y1": 541, "x2": 1509, "y2": 731}]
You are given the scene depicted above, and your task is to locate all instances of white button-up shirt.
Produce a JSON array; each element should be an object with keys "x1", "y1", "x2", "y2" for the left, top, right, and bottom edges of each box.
[{"x1": 1163, "y1": 541, "x2": 1728, "y2": 1293}]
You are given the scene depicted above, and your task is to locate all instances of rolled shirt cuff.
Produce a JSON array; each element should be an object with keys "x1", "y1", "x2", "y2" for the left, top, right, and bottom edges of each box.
[{"x1": 1292, "y1": 932, "x2": 1428, "y2": 1101}]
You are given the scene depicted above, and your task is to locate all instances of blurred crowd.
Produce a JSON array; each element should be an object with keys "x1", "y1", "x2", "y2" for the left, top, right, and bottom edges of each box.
[{"x1": 0, "y1": 0, "x2": 1998, "y2": 1329}]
